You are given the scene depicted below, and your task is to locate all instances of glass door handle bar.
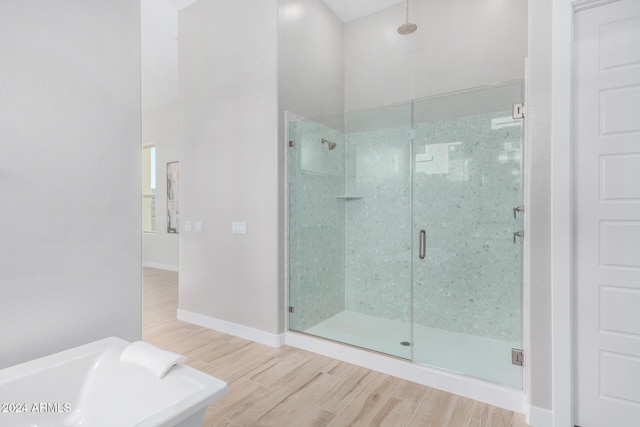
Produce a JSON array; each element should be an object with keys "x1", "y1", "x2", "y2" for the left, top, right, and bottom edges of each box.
[{"x1": 419, "y1": 230, "x2": 426, "y2": 259}]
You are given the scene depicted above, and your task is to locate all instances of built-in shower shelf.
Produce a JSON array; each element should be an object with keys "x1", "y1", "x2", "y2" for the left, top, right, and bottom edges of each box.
[{"x1": 335, "y1": 195, "x2": 363, "y2": 200}]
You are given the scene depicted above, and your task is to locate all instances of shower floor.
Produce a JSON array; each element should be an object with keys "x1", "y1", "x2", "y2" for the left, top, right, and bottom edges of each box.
[{"x1": 304, "y1": 310, "x2": 522, "y2": 389}]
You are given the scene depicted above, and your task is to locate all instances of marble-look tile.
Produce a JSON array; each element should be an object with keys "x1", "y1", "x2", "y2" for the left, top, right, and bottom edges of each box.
[
  {"x1": 288, "y1": 109, "x2": 524, "y2": 343},
  {"x1": 288, "y1": 120, "x2": 346, "y2": 331},
  {"x1": 412, "y1": 112, "x2": 523, "y2": 342},
  {"x1": 344, "y1": 126, "x2": 413, "y2": 323}
]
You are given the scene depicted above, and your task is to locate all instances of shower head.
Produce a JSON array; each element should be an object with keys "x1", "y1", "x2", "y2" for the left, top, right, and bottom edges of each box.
[
  {"x1": 398, "y1": 22, "x2": 417, "y2": 35},
  {"x1": 321, "y1": 138, "x2": 337, "y2": 151},
  {"x1": 398, "y1": 0, "x2": 417, "y2": 35}
]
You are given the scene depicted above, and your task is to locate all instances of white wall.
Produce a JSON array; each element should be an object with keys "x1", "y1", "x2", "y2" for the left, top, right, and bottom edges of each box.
[
  {"x1": 143, "y1": 102, "x2": 180, "y2": 270},
  {"x1": 344, "y1": 0, "x2": 527, "y2": 110},
  {"x1": 279, "y1": 0, "x2": 345, "y2": 121},
  {"x1": 178, "y1": 0, "x2": 281, "y2": 337},
  {"x1": 0, "y1": 0, "x2": 142, "y2": 368},
  {"x1": 141, "y1": 0, "x2": 179, "y2": 111}
]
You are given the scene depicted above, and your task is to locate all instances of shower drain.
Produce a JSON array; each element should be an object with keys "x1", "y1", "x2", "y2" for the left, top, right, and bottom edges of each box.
[{"x1": 400, "y1": 341, "x2": 411, "y2": 346}]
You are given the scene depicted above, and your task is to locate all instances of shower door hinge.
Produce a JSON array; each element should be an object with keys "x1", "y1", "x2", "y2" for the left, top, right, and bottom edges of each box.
[
  {"x1": 512, "y1": 348, "x2": 524, "y2": 366},
  {"x1": 289, "y1": 306, "x2": 295, "y2": 313},
  {"x1": 512, "y1": 102, "x2": 525, "y2": 119},
  {"x1": 288, "y1": 140, "x2": 295, "y2": 147}
]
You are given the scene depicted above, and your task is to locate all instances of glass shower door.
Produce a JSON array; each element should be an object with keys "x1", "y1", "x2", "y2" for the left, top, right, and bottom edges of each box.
[
  {"x1": 411, "y1": 81, "x2": 524, "y2": 389},
  {"x1": 287, "y1": 103, "x2": 414, "y2": 359},
  {"x1": 288, "y1": 117, "x2": 347, "y2": 338}
]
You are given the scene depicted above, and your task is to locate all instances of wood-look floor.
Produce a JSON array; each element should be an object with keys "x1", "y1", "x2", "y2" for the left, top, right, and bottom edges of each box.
[{"x1": 142, "y1": 267, "x2": 530, "y2": 427}]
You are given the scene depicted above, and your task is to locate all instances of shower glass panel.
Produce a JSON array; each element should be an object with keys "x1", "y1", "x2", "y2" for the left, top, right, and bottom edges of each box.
[
  {"x1": 288, "y1": 117, "x2": 346, "y2": 341},
  {"x1": 411, "y1": 81, "x2": 524, "y2": 389},
  {"x1": 288, "y1": 103, "x2": 414, "y2": 359},
  {"x1": 288, "y1": 80, "x2": 524, "y2": 389}
]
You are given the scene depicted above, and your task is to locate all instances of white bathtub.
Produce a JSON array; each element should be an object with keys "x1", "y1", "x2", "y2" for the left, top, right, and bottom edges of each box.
[{"x1": 0, "y1": 337, "x2": 228, "y2": 427}]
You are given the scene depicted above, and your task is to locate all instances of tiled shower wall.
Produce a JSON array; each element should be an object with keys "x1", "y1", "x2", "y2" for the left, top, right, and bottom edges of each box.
[
  {"x1": 344, "y1": 126, "x2": 413, "y2": 323},
  {"x1": 288, "y1": 120, "x2": 346, "y2": 331},
  {"x1": 343, "y1": 112, "x2": 522, "y2": 342},
  {"x1": 290, "y1": 111, "x2": 522, "y2": 342},
  {"x1": 412, "y1": 112, "x2": 522, "y2": 342}
]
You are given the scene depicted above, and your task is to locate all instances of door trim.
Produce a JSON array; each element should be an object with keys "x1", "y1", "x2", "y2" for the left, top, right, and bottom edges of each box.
[
  {"x1": 550, "y1": 1, "x2": 575, "y2": 425},
  {"x1": 573, "y1": 0, "x2": 621, "y2": 12}
]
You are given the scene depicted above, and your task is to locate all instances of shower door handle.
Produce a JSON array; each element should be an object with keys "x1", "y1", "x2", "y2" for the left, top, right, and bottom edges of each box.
[{"x1": 419, "y1": 230, "x2": 426, "y2": 260}]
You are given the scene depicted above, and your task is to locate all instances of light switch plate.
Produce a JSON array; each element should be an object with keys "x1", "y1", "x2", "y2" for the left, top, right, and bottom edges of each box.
[
  {"x1": 184, "y1": 220, "x2": 192, "y2": 232},
  {"x1": 232, "y1": 222, "x2": 247, "y2": 234},
  {"x1": 195, "y1": 221, "x2": 203, "y2": 232}
]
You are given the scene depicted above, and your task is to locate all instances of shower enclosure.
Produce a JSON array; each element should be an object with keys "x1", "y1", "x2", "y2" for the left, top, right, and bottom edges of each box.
[{"x1": 287, "y1": 81, "x2": 524, "y2": 389}]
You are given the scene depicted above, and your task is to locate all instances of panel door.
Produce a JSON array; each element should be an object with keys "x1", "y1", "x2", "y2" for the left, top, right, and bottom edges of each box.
[{"x1": 574, "y1": 1, "x2": 640, "y2": 425}]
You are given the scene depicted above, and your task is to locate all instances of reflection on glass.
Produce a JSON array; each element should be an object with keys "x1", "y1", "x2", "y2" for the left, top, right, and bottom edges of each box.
[{"x1": 412, "y1": 81, "x2": 524, "y2": 388}]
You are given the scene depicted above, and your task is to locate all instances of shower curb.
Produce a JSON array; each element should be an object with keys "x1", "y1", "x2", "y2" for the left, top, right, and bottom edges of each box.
[{"x1": 285, "y1": 331, "x2": 525, "y2": 414}]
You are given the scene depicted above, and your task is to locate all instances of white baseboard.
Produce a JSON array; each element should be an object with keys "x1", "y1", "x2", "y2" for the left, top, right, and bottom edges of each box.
[
  {"x1": 177, "y1": 309, "x2": 285, "y2": 348},
  {"x1": 286, "y1": 331, "x2": 525, "y2": 414},
  {"x1": 143, "y1": 261, "x2": 179, "y2": 272},
  {"x1": 526, "y1": 405, "x2": 553, "y2": 427}
]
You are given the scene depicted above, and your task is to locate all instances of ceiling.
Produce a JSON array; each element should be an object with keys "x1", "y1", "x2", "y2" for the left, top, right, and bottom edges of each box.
[
  {"x1": 320, "y1": 0, "x2": 403, "y2": 22},
  {"x1": 168, "y1": 0, "x2": 404, "y2": 23},
  {"x1": 167, "y1": 0, "x2": 198, "y2": 10}
]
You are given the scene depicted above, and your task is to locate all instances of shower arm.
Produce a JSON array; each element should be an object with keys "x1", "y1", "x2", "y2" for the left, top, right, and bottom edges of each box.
[{"x1": 405, "y1": 0, "x2": 409, "y2": 23}]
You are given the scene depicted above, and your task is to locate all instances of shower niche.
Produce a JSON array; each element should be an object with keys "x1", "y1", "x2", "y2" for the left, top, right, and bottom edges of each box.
[{"x1": 287, "y1": 81, "x2": 524, "y2": 390}]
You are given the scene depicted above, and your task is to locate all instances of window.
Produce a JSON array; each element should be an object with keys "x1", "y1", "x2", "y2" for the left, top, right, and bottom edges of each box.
[{"x1": 142, "y1": 146, "x2": 156, "y2": 233}]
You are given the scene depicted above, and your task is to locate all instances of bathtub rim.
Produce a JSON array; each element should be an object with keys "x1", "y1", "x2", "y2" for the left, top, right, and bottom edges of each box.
[{"x1": 0, "y1": 336, "x2": 228, "y2": 427}]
